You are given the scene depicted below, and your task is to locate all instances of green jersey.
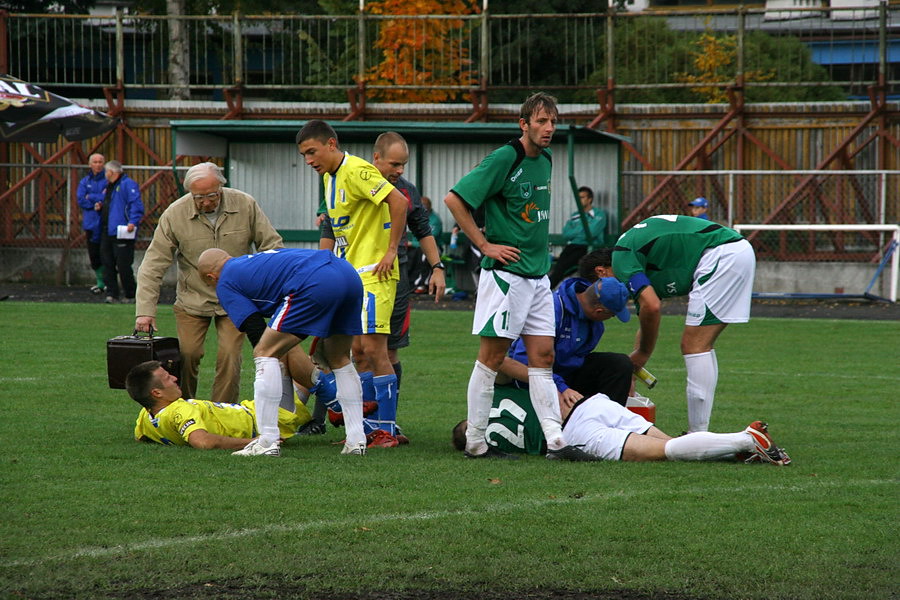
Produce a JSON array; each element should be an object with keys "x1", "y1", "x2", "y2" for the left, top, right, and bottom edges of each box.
[
  {"x1": 612, "y1": 215, "x2": 744, "y2": 300},
  {"x1": 486, "y1": 385, "x2": 546, "y2": 455},
  {"x1": 450, "y1": 139, "x2": 552, "y2": 277}
]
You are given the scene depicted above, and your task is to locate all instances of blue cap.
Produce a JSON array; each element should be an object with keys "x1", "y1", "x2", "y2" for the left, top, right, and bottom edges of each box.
[
  {"x1": 593, "y1": 277, "x2": 631, "y2": 323},
  {"x1": 689, "y1": 197, "x2": 708, "y2": 208}
]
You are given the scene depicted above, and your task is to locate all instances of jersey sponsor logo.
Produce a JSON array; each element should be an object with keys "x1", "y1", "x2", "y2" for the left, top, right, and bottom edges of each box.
[
  {"x1": 510, "y1": 167, "x2": 524, "y2": 182},
  {"x1": 360, "y1": 169, "x2": 371, "y2": 181},
  {"x1": 520, "y1": 202, "x2": 550, "y2": 224},
  {"x1": 666, "y1": 281, "x2": 677, "y2": 295},
  {"x1": 520, "y1": 181, "x2": 533, "y2": 199},
  {"x1": 369, "y1": 181, "x2": 388, "y2": 197}
]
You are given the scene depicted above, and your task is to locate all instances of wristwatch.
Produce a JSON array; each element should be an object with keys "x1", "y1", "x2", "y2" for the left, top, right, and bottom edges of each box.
[{"x1": 431, "y1": 261, "x2": 446, "y2": 270}]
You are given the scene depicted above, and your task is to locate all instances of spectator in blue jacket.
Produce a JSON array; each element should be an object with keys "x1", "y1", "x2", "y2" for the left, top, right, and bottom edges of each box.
[
  {"x1": 100, "y1": 160, "x2": 144, "y2": 304},
  {"x1": 548, "y1": 186, "x2": 607, "y2": 289},
  {"x1": 76, "y1": 153, "x2": 107, "y2": 294},
  {"x1": 500, "y1": 274, "x2": 633, "y2": 407}
]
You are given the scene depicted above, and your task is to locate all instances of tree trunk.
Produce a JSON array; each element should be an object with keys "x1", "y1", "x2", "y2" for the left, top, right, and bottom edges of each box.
[{"x1": 167, "y1": 0, "x2": 190, "y2": 100}]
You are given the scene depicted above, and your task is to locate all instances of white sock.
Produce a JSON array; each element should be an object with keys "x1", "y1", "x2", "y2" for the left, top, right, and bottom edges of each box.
[
  {"x1": 254, "y1": 356, "x2": 282, "y2": 447},
  {"x1": 685, "y1": 350, "x2": 717, "y2": 432},
  {"x1": 333, "y1": 363, "x2": 365, "y2": 447},
  {"x1": 528, "y1": 367, "x2": 565, "y2": 450},
  {"x1": 664, "y1": 431, "x2": 755, "y2": 461},
  {"x1": 465, "y1": 361, "x2": 497, "y2": 454}
]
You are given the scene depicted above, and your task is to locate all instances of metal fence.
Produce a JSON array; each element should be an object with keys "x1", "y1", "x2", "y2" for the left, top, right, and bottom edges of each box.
[{"x1": 2, "y1": 6, "x2": 896, "y2": 101}]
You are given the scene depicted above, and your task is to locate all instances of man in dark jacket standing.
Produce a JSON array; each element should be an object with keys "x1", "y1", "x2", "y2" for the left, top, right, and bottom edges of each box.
[{"x1": 99, "y1": 160, "x2": 144, "y2": 304}]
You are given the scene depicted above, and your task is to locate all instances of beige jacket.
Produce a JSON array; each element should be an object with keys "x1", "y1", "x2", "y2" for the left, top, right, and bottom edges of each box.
[{"x1": 136, "y1": 188, "x2": 283, "y2": 318}]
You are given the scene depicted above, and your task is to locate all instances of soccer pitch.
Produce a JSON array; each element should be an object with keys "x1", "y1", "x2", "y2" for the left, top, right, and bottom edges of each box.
[{"x1": 1, "y1": 302, "x2": 897, "y2": 600}]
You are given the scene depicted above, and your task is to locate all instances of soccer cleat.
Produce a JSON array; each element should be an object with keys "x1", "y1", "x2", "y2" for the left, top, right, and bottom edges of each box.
[
  {"x1": 366, "y1": 429, "x2": 399, "y2": 448},
  {"x1": 546, "y1": 445, "x2": 602, "y2": 462},
  {"x1": 296, "y1": 420, "x2": 326, "y2": 436},
  {"x1": 464, "y1": 446, "x2": 519, "y2": 460},
  {"x1": 232, "y1": 438, "x2": 280, "y2": 457},
  {"x1": 327, "y1": 401, "x2": 379, "y2": 427},
  {"x1": 744, "y1": 421, "x2": 791, "y2": 466},
  {"x1": 341, "y1": 442, "x2": 367, "y2": 456},
  {"x1": 395, "y1": 424, "x2": 410, "y2": 445},
  {"x1": 89, "y1": 285, "x2": 104, "y2": 295}
]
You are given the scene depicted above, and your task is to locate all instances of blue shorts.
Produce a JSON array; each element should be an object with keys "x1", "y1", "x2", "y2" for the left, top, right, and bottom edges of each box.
[{"x1": 269, "y1": 258, "x2": 364, "y2": 338}]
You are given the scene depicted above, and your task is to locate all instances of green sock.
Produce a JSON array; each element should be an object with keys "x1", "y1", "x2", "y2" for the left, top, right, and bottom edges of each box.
[{"x1": 95, "y1": 268, "x2": 105, "y2": 289}]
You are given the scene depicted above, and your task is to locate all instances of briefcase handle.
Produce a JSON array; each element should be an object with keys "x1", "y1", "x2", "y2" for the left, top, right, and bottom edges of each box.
[{"x1": 132, "y1": 326, "x2": 156, "y2": 338}]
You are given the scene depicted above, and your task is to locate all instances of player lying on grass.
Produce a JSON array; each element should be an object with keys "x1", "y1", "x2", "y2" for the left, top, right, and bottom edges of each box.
[
  {"x1": 452, "y1": 390, "x2": 791, "y2": 465},
  {"x1": 127, "y1": 359, "x2": 311, "y2": 450}
]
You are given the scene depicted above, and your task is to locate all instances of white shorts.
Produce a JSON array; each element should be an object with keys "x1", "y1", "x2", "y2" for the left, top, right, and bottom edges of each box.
[
  {"x1": 562, "y1": 393, "x2": 653, "y2": 461},
  {"x1": 686, "y1": 239, "x2": 755, "y2": 326},
  {"x1": 472, "y1": 270, "x2": 555, "y2": 340}
]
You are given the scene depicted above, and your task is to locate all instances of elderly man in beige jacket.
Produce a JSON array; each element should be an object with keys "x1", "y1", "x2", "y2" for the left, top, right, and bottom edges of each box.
[{"x1": 135, "y1": 162, "x2": 283, "y2": 405}]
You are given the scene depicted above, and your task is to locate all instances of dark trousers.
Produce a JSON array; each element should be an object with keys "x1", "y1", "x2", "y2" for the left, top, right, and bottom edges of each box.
[
  {"x1": 100, "y1": 233, "x2": 136, "y2": 299},
  {"x1": 548, "y1": 244, "x2": 588, "y2": 289},
  {"x1": 564, "y1": 352, "x2": 634, "y2": 406},
  {"x1": 87, "y1": 239, "x2": 103, "y2": 270}
]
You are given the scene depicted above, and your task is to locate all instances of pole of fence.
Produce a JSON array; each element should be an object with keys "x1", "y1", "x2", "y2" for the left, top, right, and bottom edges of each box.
[
  {"x1": 233, "y1": 12, "x2": 243, "y2": 88},
  {"x1": 727, "y1": 172, "x2": 734, "y2": 227},
  {"x1": 358, "y1": 0, "x2": 366, "y2": 87},
  {"x1": 115, "y1": 9, "x2": 124, "y2": 86},
  {"x1": 481, "y1": 1, "x2": 489, "y2": 89}
]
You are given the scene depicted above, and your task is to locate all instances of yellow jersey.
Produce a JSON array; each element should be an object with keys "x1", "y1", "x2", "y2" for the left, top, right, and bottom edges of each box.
[
  {"x1": 323, "y1": 152, "x2": 398, "y2": 285},
  {"x1": 134, "y1": 399, "x2": 311, "y2": 446}
]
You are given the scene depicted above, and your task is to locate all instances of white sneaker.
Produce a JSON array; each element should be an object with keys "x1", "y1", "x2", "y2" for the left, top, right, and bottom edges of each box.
[
  {"x1": 341, "y1": 441, "x2": 367, "y2": 456},
  {"x1": 232, "y1": 438, "x2": 280, "y2": 457}
]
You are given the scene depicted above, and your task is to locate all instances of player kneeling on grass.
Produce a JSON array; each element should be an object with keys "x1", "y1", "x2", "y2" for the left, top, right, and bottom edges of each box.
[
  {"x1": 127, "y1": 360, "x2": 311, "y2": 450},
  {"x1": 199, "y1": 247, "x2": 369, "y2": 457},
  {"x1": 452, "y1": 391, "x2": 791, "y2": 465}
]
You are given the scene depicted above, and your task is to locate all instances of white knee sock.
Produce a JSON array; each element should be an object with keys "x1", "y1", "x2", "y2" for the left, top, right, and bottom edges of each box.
[
  {"x1": 254, "y1": 356, "x2": 282, "y2": 447},
  {"x1": 333, "y1": 363, "x2": 365, "y2": 447},
  {"x1": 684, "y1": 349, "x2": 717, "y2": 432},
  {"x1": 664, "y1": 431, "x2": 754, "y2": 461},
  {"x1": 528, "y1": 367, "x2": 565, "y2": 450},
  {"x1": 466, "y1": 361, "x2": 497, "y2": 454}
]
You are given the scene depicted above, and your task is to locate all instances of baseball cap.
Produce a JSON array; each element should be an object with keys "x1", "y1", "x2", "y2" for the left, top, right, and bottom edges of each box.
[
  {"x1": 593, "y1": 277, "x2": 631, "y2": 322},
  {"x1": 688, "y1": 197, "x2": 708, "y2": 208}
]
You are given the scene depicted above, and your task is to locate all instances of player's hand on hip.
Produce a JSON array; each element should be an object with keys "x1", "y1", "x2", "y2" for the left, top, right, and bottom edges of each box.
[
  {"x1": 482, "y1": 242, "x2": 520, "y2": 265},
  {"x1": 373, "y1": 250, "x2": 397, "y2": 281},
  {"x1": 135, "y1": 316, "x2": 156, "y2": 333}
]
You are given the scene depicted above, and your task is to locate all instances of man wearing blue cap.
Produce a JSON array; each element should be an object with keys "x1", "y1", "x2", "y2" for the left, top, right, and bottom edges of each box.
[
  {"x1": 497, "y1": 276, "x2": 634, "y2": 409},
  {"x1": 688, "y1": 197, "x2": 710, "y2": 220}
]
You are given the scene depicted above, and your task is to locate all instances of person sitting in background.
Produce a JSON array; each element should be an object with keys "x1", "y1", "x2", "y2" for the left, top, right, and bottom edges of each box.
[
  {"x1": 548, "y1": 186, "x2": 607, "y2": 289},
  {"x1": 688, "y1": 197, "x2": 710, "y2": 220},
  {"x1": 452, "y1": 391, "x2": 791, "y2": 465},
  {"x1": 409, "y1": 196, "x2": 444, "y2": 294},
  {"x1": 127, "y1": 360, "x2": 311, "y2": 450}
]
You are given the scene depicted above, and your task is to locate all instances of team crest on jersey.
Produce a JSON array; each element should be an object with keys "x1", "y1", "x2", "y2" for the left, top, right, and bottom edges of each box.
[{"x1": 520, "y1": 182, "x2": 533, "y2": 199}]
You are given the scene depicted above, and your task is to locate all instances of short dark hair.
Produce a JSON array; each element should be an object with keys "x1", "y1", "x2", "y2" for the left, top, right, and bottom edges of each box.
[
  {"x1": 577, "y1": 247, "x2": 613, "y2": 282},
  {"x1": 451, "y1": 420, "x2": 467, "y2": 451},
  {"x1": 374, "y1": 131, "x2": 407, "y2": 156},
  {"x1": 577, "y1": 186, "x2": 593, "y2": 199},
  {"x1": 296, "y1": 120, "x2": 338, "y2": 146},
  {"x1": 519, "y1": 92, "x2": 558, "y2": 123},
  {"x1": 125, "y1": 360, "x2": 163, "y2": 410}
]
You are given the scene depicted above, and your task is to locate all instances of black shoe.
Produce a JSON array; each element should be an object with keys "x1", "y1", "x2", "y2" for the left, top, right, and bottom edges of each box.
[
  {"x1": 464, "y1": 446, "x2": 519, "y2": 460},
  {"x1": 546, "y1": 445, "x2": 602, "y2": 462},
  {"x1": 297, "y1": 421, "x2": 326, "y2": 436}
]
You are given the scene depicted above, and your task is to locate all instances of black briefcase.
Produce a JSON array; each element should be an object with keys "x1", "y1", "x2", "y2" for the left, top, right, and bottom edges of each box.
[{"x1": 107, "y1": 328, "x2": 181, "y2": 389}]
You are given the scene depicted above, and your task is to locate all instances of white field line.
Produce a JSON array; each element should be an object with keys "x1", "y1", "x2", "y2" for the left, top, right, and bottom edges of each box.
[
  {"x1": 631, "y1": 368, "x2": 900, "y2": 383},
  {"x1": 4, "y1": 478, "x2": 893, "y2": 569}
]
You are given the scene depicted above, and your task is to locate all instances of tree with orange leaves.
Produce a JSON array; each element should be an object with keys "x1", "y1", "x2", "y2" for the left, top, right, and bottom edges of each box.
[{"x1": 363, "y1": 0, "x2": 480, "y2": 103}]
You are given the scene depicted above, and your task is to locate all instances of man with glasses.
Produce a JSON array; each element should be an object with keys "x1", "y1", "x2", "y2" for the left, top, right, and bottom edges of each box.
[{"x1": 135, "y1": 162, "x2": 283, "y2": 405}]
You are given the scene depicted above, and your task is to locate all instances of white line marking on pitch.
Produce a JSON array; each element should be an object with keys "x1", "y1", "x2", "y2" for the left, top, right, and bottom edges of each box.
[{"x1": 4, "y1": 478, "x2": 893, "y2": 569}]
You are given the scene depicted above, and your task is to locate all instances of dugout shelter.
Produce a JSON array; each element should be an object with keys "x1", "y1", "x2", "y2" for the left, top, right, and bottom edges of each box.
[{"x1": 170, "y1": 120, "x2": 628, "y2": 249}]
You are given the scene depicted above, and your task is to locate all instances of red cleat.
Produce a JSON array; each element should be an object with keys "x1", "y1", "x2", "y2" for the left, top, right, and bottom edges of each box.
[
  {"x1": 328, "y1": 401, "x2": 378, "y2": 427},
  {"x1": 366, "y1": 429, "x2": 399, "y2": 448}
]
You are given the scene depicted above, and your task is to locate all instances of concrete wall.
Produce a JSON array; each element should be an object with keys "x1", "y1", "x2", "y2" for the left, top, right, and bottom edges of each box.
[{"x1": 4, "y1": 247, "x2": 894, "y2": 300}]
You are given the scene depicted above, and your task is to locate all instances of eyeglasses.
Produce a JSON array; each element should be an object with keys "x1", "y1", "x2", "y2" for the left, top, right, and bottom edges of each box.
[{"x1": 192, "y1": 191, "x2": 221, "y2": 201}]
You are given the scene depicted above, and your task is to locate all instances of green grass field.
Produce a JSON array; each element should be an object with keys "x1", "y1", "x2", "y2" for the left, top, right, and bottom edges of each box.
[{"x1": 1, "y1": 302, "x2": 897, "y2": 600}]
